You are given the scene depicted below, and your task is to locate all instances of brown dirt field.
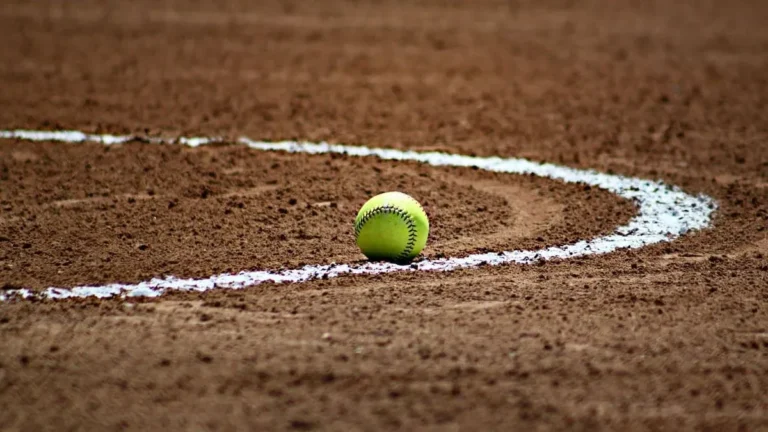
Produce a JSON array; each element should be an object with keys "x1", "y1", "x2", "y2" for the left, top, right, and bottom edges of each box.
[{"x1": 1, "y1": 0, "x2": 767, "y2": 431}]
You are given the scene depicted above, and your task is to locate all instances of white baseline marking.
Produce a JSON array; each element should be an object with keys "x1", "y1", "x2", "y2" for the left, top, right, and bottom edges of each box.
[{"x1": 0, "y1": 129, "x2": 716, "y2": 300}]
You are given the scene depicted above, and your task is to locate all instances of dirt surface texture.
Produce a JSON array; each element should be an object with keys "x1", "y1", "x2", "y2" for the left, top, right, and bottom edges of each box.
[{"x1": 1, "y1": 0, "x2": 767, "y2": 431}]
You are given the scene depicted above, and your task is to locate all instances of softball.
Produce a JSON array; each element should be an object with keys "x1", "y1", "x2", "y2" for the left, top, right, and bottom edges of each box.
[{"x1": 354, "y1": 191, "x2": 429, "y2": 263}]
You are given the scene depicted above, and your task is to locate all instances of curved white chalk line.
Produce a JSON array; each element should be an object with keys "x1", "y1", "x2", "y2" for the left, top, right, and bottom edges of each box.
[{"x1": 0, "y1": 129, "x2": 716, "y2": 301}]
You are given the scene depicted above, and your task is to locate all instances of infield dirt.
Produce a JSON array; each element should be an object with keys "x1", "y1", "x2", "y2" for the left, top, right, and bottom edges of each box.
[{"x1": 1, "y1": 1, "x2": 767, "y2": 431}]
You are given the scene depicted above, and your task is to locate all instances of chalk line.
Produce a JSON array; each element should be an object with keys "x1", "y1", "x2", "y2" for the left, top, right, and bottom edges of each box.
[{"x1": 0, "y1": 129, "x2": 716, "y2": 300}]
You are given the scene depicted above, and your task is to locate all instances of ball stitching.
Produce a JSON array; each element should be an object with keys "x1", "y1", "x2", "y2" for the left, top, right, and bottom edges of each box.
[{"x1": 355, "y1": 204, "x2": 420, "y2": 260}]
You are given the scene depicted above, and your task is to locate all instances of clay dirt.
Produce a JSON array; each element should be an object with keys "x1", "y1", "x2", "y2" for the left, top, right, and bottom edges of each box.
[{"x1": 0, "y1": 1, "x2": 767, "y2": 431}]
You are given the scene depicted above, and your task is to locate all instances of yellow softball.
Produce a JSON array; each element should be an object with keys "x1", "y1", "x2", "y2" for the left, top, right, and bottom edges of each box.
[{"x1": 353, "y1": 191, "x2": 430, "y2": 263}]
